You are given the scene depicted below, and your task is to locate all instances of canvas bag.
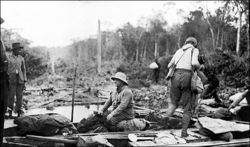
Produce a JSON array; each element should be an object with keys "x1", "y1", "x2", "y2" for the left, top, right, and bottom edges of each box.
[
  {"x1": 166, "y1": 50, "x2": 187, "y2": 80},
  {"x1": 190, "y1": 48, "x2": 204, "y2": 94}
]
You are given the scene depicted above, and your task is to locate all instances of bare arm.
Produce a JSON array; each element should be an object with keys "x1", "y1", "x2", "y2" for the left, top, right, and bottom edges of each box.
[{"x1": 192, "y1": 48, "x2": 200, "y2": 70}]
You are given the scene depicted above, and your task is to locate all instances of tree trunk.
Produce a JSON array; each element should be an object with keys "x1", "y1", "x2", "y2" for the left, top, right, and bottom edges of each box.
[
  {"x1": 78, "y1": 44, "x2": 82, "y2": 64},
  {"x1": 143, "y1": 42, "x2": 147, "y2": 61},
  {"x1": 247, "y1": 16, "x2": 250, "y2": 58},
  {"x1": 216, "y1": 29, "x2": 220, "y2": 48},
  {"x1": 136, "y1": 44, "x2": 139, "y2": 62},
  {"x1": 141, "y1": 41, "x2": 145, "y2": 61},
  {"x1": 236, "y1": 12, "x2": 242, "y2": 56},
  {"x1": 205, "y1": 15, "x2": 215, "y2": 50},
  {"x1": 97, "y1": 20, "x2": 101, "y2": 73},
  {"x1": 221, "y1": 31, "x2": 224, "y2": 50},
  {"x1": 51, "y1": 59, "x2": 55, "y2": 75},
  {"x1": 154, "y1": 41, "x2": 158, "y2": 59}
]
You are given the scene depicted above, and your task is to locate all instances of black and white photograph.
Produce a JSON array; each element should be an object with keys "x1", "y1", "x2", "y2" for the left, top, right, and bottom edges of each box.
[{"x1": 0, "y1": 1, "x2": 249, "y2": 146}]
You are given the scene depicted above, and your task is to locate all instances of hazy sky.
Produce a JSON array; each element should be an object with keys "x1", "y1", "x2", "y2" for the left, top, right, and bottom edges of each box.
[{"x1": 1, "y1": 1, "x2": 223, "y2": 47}]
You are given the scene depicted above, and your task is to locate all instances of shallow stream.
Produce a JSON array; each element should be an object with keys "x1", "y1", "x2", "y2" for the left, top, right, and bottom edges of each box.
[{"x1": 25, "y1": 105, "x2": 100, "y2": 122}]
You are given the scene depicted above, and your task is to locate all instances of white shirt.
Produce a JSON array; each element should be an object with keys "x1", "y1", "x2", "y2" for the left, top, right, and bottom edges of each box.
[{"x1": 168, "y1": 44, "x2": 200, "y2": 70}]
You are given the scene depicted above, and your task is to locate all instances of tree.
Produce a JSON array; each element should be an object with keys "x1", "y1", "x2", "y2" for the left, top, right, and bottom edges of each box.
[
  {"x1": 118, "y1": 23, "x2": 137, "y2": 61},
  {"x1": 148, "y1": 13, "x2": 167, "y2": 59},
  {"x1": 181, "y1": 9, "x2": 210, "y2": 52},
  {"x1": 225, "y1": 0, "x2": 249, "y2": 56}
]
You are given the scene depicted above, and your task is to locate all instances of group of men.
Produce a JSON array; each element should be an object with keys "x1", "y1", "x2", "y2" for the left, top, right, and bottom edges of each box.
[
  {"x1": 0, "y1": 16, "x2": 206, "y2": 138},
  {"x1": 0, "y1": 17, "x2": 27, "y2": 119},
  {"x1": 91, "y1": 37, "x2": 204, "y2": 137},
  {"x1": 1, "y1": 16, "x2": 249, "y2": 140}
]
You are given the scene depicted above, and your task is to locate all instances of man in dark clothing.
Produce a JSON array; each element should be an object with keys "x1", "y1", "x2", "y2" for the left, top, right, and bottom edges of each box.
[
  {"x1": 6, "y1": 43, "x2": 27, "y2": 117},
  {"x1": 201, "y1": 66, "x2": 221, "y2": 103},
  {"x1": 149, "y1": 55, "x2": 173, "y2": 83},
  {"x1": 97, "y1": 72, "x2": 134, "y2": 126}
]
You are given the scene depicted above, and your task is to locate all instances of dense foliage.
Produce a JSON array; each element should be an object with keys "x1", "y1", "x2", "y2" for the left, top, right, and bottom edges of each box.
[{"x1": 1, "y1": 1, "x2": 249, "y2": 89}]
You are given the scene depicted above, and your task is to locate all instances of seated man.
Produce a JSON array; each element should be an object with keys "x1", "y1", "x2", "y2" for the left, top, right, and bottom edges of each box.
[{"x1": 97, "y1": 72, "x2": 135, "y2": 128}]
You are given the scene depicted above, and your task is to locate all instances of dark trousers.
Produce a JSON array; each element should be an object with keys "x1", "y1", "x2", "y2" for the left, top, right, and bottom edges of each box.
[{"x1": 8, "y1": 83, "x2": 24, "y2": 113}]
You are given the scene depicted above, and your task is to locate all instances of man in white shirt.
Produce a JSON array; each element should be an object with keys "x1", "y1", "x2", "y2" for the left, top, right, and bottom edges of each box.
[{"x1": 166, "y1": 37, "x2": 200, "y2": 137}]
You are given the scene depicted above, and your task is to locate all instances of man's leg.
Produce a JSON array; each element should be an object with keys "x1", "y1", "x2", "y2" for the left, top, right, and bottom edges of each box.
[
  {"x1": 16, "y1": 84, "x2": 24, "y2": 117},
  {"x1": 164, "y1": 98, "x2": 177, "y2": 117},
  {"x1": 166, "y1": 74, "x2": 181, "y2": 117},
  {"x1": 181, "y1": 104, "x2": 192, "y2": 137},
  {"x1": 179, "y1": 71, "x2": 192, "y2": 137},
  {"x1": 7, "y1": 84, "x2": 16, "y2": 117}
]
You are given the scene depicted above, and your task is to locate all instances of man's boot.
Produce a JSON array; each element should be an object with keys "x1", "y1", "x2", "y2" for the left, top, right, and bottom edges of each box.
[
  {"x1": 181, "y1": 111, "x2": 191, "y2": 137},
  {"x1": 17, "y1": 110, "x2": 24, "y2": 117}
]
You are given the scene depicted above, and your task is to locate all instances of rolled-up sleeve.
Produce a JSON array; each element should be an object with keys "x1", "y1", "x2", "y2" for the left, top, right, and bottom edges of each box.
[
  {"x1": 111, "y1": 90, "x2": 132, "y2": 116},
  {"x1": 192, "y1": 48, "x2": 200, "y2": 69}
]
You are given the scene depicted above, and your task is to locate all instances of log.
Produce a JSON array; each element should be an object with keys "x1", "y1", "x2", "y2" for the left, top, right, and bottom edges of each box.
[
  {"x1": 26, "y1": 135, "x2": 77, "y2": 144},
  {"x1": 129, "y1": 138, "x2": 250, "y2": 147}
]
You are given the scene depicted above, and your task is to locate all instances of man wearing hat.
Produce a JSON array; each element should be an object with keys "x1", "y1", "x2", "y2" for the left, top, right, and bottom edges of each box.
[
  {"x1": 165, "y1": 37, "x2": 201, "y2": 137},
  {"x1": 149, "y1": 55, "x2": 173, "y2": 83},
  {"x1": 6, "y1": 42, "x2": 27, "y2": 117},
  {"x1": 97, "y1": 72, "x2": 134, "y2": 127}
]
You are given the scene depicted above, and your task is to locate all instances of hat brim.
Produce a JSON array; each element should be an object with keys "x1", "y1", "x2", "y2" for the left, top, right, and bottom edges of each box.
[{"x1": 111, "y1": 77, "x2": 128, "y2": 85}]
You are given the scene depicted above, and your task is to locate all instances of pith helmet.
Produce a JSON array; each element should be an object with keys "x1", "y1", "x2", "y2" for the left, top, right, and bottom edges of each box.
[{"x1": 111, "y1": 72, "x2": 128, "y2": 85}]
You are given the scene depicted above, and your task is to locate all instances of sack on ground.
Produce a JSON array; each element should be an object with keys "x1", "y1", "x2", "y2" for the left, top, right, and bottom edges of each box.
[
  {"x1": 14, "y1": 113, "x2": 78, "y2": 136},
  {"x1": 117, "y1": 118, "x2": 147, "y2": 131},
  {"x1": 191, "y1": 71, "x2": 204, "y2": 94}
]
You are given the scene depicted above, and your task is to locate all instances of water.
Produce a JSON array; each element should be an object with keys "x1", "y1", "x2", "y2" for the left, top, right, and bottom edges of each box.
[{"x1": 25, "y1": 105, "x2": 100, "y2": 122}]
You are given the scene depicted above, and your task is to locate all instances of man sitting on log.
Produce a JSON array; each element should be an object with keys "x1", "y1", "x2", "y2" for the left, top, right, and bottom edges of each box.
[
  {"x1": 97, "y1": 72, "x2": 135, "y2": 127},
  {"x1": 77, "y1": 72, "x2": 147, "y2": 133}
]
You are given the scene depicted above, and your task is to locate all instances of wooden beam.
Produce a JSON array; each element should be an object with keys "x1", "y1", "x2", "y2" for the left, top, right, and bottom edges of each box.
[
  {"x1": 129, "y1": 138, "x2": 250, "y2": 147},
  {"x1": 26, "y1": 135, "x2": 77, "y2": 144}
]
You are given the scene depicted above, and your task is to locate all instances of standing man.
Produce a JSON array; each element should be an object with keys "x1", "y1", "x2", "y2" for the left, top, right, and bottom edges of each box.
[
  {"x1": 7, "y1": 42, "x2": 27, "y2": 117},
  {"x1": 97, "y1": 72, "x2": 134, "y2": 127},
  {"x1": 166, "y1": 37, "x2": 200, "y2": 137},
  {"x1": 149, "y1": 55, "x2": 173, "y2": 83}
]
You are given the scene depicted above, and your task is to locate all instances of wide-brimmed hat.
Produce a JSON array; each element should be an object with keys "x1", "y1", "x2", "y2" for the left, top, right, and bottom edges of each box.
[
  {"x1": 12, "y1": 42, "x2": 23, "y2": 50},
  {"x1": 111, "y1": 72, "x2": 128, "y2": 85},
  {"x1": 185, "y1": 37, "x2": 197, "y2": 46}
]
